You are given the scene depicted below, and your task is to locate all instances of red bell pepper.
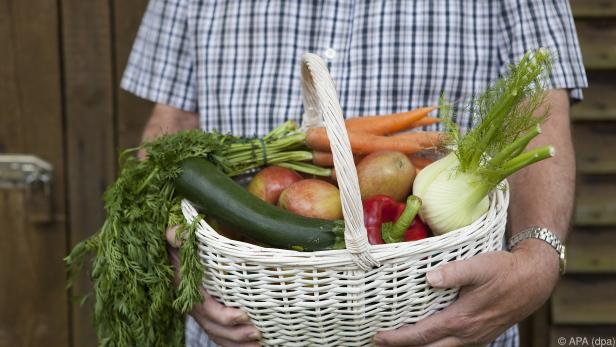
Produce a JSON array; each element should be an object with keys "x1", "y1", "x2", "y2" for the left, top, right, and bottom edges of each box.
[
  {"x1": 363, "y1": 198, "x2": 384, "y2": 245},
  {"x1": 403, "y1": 216, "x2": 429, "y2": 241},
  {"x1": 362, "y1": 195, "x2": 428, "y2": 245},
  {"x1": 381, "y1": 195, "x2": 428, "y2": 243}
]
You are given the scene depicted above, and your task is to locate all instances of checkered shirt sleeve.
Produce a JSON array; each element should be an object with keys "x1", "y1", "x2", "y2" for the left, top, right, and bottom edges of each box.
[
  {"x1": 120, "y1": 0, "x2": 197, "y2": 112},
  {"x1": 499, "y1": 0, "x2": 588, "y2": 100}
]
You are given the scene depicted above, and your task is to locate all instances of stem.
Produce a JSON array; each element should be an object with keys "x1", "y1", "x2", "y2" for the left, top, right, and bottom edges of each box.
[
  {"x1": 225, "y1": 150, "x2": 313, "y2": 167},
  {"x1": 488, "y1": 124, "x2": 541, "y2": 168},
  {"x1": 276, "y1": 162, "x2": 332, "y2": 176},
  {"x1": 466, "y1": 145, "x2": 553, "y2": 206},
  {"x1": 136, "y1": 167, "x2": 159, "y2": 193},
  {"x1": 500, "y1": 145, "x2": 555, "y2": 178},
  {"x1": 263, "y1": 120, "x2": 298, "y2": 141},
  {"x1": 466, "y1": 181, "x2": 495, "y2": 208},
  {"x1": 468, "y1": 94, "x2": 516, "y2": 171},
  {"x1": 382, "y1": 196, "x2": 422, "y2": 244}
]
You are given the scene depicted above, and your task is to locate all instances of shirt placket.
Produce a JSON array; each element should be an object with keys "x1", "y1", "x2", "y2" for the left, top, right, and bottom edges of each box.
[{"x1": 317, "y1": 0, "x2": 354, "y2": 101}]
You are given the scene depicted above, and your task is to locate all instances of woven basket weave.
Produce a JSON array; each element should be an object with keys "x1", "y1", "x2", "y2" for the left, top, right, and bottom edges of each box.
[{"x1": 181, "y1": 53, "x2": 508, "y2": 347}]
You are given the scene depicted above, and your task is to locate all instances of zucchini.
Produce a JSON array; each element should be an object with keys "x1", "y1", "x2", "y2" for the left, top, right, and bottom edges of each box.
[{"x1": 174, "y1": 158, "x2": 345, "y2": 251}]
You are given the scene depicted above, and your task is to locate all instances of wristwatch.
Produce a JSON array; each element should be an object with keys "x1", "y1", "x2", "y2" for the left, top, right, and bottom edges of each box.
[{"x1": 508, "y1": 226, "x2": 567, "y2": 275}]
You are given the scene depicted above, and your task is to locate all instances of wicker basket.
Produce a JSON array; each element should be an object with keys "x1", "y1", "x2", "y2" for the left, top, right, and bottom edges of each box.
[{"x1": 181, "y1": 53, "x2": 508, "y2": 347}]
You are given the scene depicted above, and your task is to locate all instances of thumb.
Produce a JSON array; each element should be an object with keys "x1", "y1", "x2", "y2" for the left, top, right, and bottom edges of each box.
[{"x1": 426, "y1": 257, "x2": 486, "y2": 289}]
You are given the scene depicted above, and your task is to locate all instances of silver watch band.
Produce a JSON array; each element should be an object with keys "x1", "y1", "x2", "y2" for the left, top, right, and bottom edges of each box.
[{"x1": 508, "y1": 226, "x2": 566, "y2": 275}]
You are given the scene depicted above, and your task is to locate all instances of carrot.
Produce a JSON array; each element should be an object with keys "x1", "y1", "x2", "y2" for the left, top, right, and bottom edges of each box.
[
  {"x1": 408, "y1": 155, "x2": 435, "y2": 170},
  {"x1": 391, "y1": 131, "x2": 444, "y2": 149},
  {"x1": 312, "y1": 151, "x2": 335, "y2": 166},
  {"x1": 408, "y1": 116, "x2": 441, "y2": 129},
  {"x1": 306, "y1": 128, "x2": 442, "y2": 154},
  {"x1": 312, "y1": 151, "x2": 364, "y2": 167},
  {"x1": 344, "y1": 107, "x2": 436, "y2": 135}
]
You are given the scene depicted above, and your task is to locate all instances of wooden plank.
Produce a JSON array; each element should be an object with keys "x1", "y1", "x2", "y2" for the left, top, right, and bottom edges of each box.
[
  {"x1": 576, "y1": 19, "x2": 616, "y2": 69},
  {"x1": 567, "y1": 227, "x2": 616, "y2": 273},
  {"x1": 0, "y1": 0, "x2": 69, "y2": 345},
  {"x1": 60, "y1": 0, "x2": 116, "y2": 345},
  {"x1": 114, "y1": 0, "x2": 153, "y2": 150},
  {"x1": 571, "y1": 0, "x2": 616, "y2": 17},
  {"x1": 572, "y1": 122, "x2": 616, "y2": 174},
  {"x1": 519, "y1": 303, "x2": 550, "y2": 347},
  {"x1": 552, "y1": 276, "x2": 616, "y2": 324},
  {"x1": 531, "y1": 304, "x2": 550, "y2": 347},
  {"x1": 551, "y1": 326, "x2": 616, "y2": 347},
  {"x1": 571, "y1": 71, "x2": 616, "y2": 121},
  {"x1": 575, "y1": 175, "x2": 616, "y2": 226}
]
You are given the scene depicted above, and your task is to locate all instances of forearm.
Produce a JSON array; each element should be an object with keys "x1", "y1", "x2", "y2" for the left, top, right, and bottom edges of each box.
[
  {"x1": 141, "y1": 103, "x2": 200, "y2": 142},
  {"x1": 507, "y1": 89, "x2": 575, "y2": 277},
  {"x1": 508, "y1": 89, "x2": 575, "y2": 240}
]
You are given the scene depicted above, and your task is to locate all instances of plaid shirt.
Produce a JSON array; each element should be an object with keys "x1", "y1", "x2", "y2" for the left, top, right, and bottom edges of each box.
[{"x1": 122, "y1": 0, "x2": 587, "y2": 346}]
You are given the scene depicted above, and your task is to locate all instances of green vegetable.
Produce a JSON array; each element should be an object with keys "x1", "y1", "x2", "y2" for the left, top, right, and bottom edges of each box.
[
  {"x1": 381, "y1": 195, "x2": 422, "y2": 244},
  {"x1": 64, "y1": 122, "x2": 322, "y2": 347},
  {"x1": 413, "y1": 49, "x2": 555, "y2": 235},
  {"x1": 175, "y1": 158, "x2": 345, "y2": 250}
]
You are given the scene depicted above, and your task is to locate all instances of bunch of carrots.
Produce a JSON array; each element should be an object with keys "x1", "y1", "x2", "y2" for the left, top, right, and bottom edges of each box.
[{"x1": 305, "y1": 107, "x2": 442, "y2": 170}]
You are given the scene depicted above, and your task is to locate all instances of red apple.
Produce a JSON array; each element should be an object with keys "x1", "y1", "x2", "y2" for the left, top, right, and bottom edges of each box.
[
  {"x1": 247, "y1": 166, "x2": 303, "y2": 204},
  {"x1": 278, "y1": 179, "x2": 342, "y2": 220}
]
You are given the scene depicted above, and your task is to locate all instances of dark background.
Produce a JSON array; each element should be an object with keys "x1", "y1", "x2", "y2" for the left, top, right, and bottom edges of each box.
[{"x1": 1, "y1": 0, "x2": 615, "y2": 346}]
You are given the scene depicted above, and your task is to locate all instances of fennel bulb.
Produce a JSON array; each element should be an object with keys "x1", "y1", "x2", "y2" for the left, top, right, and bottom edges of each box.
[{"x1": 414, "y1": 49, "x2": 555, "y2": 235}]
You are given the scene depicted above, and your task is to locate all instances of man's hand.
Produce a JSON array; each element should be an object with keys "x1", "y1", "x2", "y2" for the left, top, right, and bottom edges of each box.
[
  {"x1": 166, "y1": 227, "x2": 261, "y2": 347},
  {"x1": 374, "y1": 240, "x2": 559, "y2": 347},
  {"x1": 137, "y1": 104, "x2": 200, "y2": 159}
]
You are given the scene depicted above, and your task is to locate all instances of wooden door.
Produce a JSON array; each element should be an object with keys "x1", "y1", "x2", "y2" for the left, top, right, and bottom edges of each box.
[{"x1": 0, "y1": 0, "x2": 69, "y2": 346}]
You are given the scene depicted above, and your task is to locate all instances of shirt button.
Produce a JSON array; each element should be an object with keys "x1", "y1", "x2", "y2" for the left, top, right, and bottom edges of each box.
[{"x1": 324, "y1": 48, "x2": 337, "y2": 60}]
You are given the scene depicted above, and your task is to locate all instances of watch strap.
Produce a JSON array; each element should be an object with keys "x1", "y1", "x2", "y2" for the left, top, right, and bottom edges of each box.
[{"x1": 508, "y1": 226, "x2": 566, "y2": 275}]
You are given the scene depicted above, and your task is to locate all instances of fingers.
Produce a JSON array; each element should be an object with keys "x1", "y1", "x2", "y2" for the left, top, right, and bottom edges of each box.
[
  {"x1": 191, "y1": 295, "x2": 259, "y2": 343},
  {"x1": 166, "y1": 225, "x2": 183, "y2": 248},
  {"x1": 211, "y1": 337, "x2": 261, "y2": 347},
  {"x1": 427, "y1": 254, "x2": 493, "y2": 289},
  {"x1": 195, "y1": 292, "x2": 251, "y2": 326},
  {"x1": 166, "y1": 226, "x2": 260, "y2": 345},
  {"x1": 374, "y1": 311, "x2": 454, "y2": 347},
  {"x1": 193, "y1": 316, "x2": 260, "y2": 344}
]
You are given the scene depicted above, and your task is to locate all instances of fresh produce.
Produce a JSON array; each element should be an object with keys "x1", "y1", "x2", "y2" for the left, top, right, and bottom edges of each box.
[
  {"x1": 380, "y1": 196, "x2": 424, "y2": 244},
  {"x1": 206, "y1": 216, "x2": 246, "y2": 241},
  {"x1": 414, "y1": 49, "x2": 554, "y2": 235},
  {"x1": 64, "y1": 121, "x2": 341, "y2": 347},
  {"x1": 363, "y1": 195, "x2": 403, "y2": 244},
  {"x1": 356, "y1": 151, "x2": 416, "y2": 201},
  {"x1": 408, "y1": 155, "x2": 434, "y2": 171},
  {"x1": 390, "y1": 131, "x2": 443, "y2": 149},
  {"x1": 409, "y1": 116, "x2": 441, "y2": 128},
  {"x1": 247, "y1": 166, "x2": 303, "y2": 204},
  {"x1": 363, "y1": 198, "x2": 386, "y2": 244},
  {"x1": 176, "y1": 159, "x2": 345, "y2": 250},
  {"x1": 278, "y1": 179, "x2": 343, "y2": 221},
  {"x1": 362, "y1": 195, "x2": 428, "y2": 245},
  {"x1": 402, "y1": 217, "x2": 429, "y2": 241},
  {"x1": 306, "y1": 127, "x2": 444, "y2": 154},
  {"x1": 311, "y1": 151, "x2": 365, "y2": 167},
  {"x1": 344, "y1": 107, "x2": 436, "y2": 135}
]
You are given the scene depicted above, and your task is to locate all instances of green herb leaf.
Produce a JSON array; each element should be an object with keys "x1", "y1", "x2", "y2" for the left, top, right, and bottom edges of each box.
[{"x1": 66, "y1": 127, "x2": 307, "y2": 346}]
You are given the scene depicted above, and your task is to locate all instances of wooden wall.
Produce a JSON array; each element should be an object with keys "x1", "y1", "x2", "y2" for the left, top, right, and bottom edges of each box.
[
  {"x1": 0, "y1": 0, "x2": 614, "y2": 346},
  {"x1": 544, "y1": 1, "x2": 616, "y2": 346}
]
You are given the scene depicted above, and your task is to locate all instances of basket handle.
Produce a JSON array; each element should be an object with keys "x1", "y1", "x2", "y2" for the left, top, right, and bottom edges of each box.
[{"x1": 300, "y1": 53, "x2": 379, "y2": 270}]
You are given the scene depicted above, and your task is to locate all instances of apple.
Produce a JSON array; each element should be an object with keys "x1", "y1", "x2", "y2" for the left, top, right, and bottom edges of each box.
[
  {"x1": 278, "y1": 179, "x2": 342, "y2": 220},
  {"x1": 247, "y1": 166, "x2": 303, "y2": 204}
]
